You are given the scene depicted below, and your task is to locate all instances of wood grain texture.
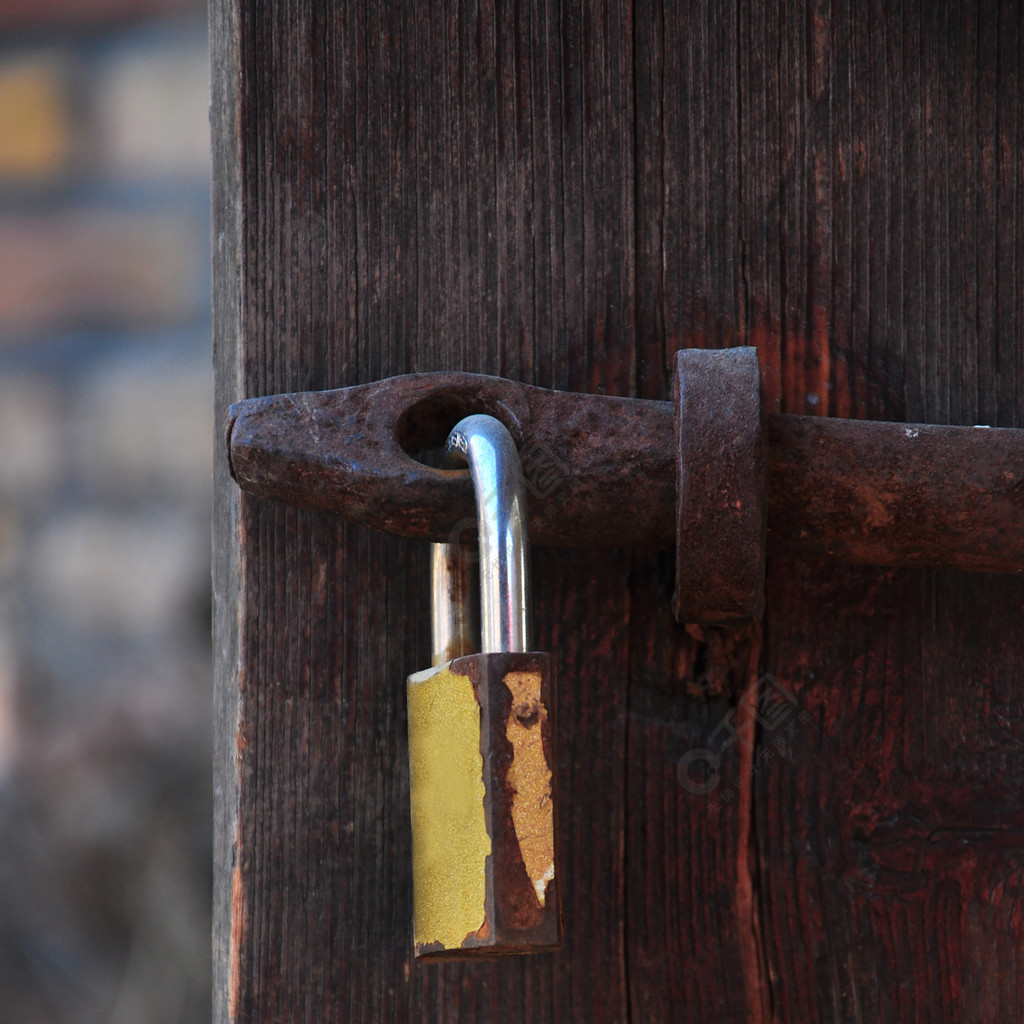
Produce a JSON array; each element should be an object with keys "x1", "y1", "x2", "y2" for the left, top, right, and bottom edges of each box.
[
  {"x1": 217, "y1": 1, "x2": 638, "y2": 1021},
  {"x1": 210, "y1": 0, "x2": 241, "y2": 1019},
  {"x1": 736, "y1": 3, "x2": 1024, "y2": 1020},
  {"x1": 213, "y1": 0, "x2": 1024, "y2": 1021}
]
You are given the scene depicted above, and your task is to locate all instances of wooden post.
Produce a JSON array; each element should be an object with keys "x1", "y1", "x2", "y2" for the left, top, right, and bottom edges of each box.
[{"x1": 213, "y1": 1, "x2": 1024, "y2": 1020}]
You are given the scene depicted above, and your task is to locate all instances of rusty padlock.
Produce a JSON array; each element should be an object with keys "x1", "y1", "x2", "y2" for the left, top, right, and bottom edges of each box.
[{"x1": 406, "y1": 414, "x2": 561, "y2": 958}]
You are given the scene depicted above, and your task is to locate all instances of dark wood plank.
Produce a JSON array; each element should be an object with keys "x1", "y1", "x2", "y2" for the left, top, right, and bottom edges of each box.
[
  {"x1": 634, "y1": 0, "x2": 1024, "y2": 1021},
  {"x1": 215, "y1": 1, "x2": 641, "y2": 1021},
  {"x1": 214, "y1": 0, "x2": 1024, "y2": 1020},
  {"x1": 761, "y1": 562, "x2": 1024, "y2": 1022},
  {"x1": 733, "y1": 1, "x2": 1024, "y2": 1020},
  {"x1": 631, "y1": 2, "x2": 770, "y2": 1020},
  {"x1": 210, "y1": 0, "x2": 242, "y2": 1019}
]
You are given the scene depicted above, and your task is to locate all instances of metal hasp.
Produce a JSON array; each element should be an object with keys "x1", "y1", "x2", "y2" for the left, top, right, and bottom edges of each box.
[
  {"x1": 228, "y1": 369, "x2": 675, "y2": 549},
  {"x1": 674, "y1": 347, "x2": 765, "y2": 623},
  {"x1": 227, "y1": 349, "x2": 1024, "y2": 623}
]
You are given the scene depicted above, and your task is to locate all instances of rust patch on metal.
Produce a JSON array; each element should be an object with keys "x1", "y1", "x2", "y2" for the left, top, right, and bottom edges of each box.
[
  {"x1": 227, "y1": 371, "x2": 675, "y2": 549},
  {"x1": 765, "y1": 415, "x2": 1024, "y2": 574},
  {"x1": 227, "y1": 363, "x2": 1024, "y2": 622},
  {"x1": 503, "y1": 670, "x2": 554, "y2": 907},
  {"x1": 674, "y1": 347, "x2": 767, "y2": 623}
]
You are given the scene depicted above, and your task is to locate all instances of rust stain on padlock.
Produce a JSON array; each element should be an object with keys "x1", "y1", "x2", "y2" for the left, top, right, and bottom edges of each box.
[
  {"x1": 503, "y1": 670, "x2": 554, "y2": 908},
  {"x1": 407, "y1": 652, "x2": 560, "y2": 958},
  {"x1": 406, "y1": 664, "x2": 491, "y2": 951}
]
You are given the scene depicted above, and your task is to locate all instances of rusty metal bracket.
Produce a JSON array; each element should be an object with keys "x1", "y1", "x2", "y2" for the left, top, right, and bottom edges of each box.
[
  {"x1": 227, "y1": 370, "x2": 676, "y2": 549},
  {"x1": 674, "y1": 348, "x2": 765, "y2": 623},
  {"x1": 227, "y1": 348, "x2": 1024, "y2": 623}
]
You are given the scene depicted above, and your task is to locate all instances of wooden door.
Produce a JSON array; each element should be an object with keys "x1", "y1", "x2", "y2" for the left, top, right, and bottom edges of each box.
[{"x1": 212, "y1": 1, "x2": 1024, "y2": 1020}]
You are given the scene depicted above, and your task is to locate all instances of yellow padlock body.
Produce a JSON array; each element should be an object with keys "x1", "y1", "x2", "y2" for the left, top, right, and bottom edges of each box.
[
  {"x1": 406, "y1": 651, "x2": 560, "y2": 958},
  {"x1": 406, "y1": 661, "x2": 492, "y2": 949}
]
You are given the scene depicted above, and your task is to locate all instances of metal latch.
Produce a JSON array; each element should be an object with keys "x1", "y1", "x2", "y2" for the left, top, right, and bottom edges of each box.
[{"x1": 226, "y1": 347, "x2": 1024, "y2": 624}]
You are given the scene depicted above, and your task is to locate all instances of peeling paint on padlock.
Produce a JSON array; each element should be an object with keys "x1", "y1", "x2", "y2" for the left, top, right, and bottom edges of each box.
[
  {"x1": 407, "y1": 414, "x2": 561, "y2": 958},
  {"x1": 406, "y1": 663, "x2": 491, "y2": 951},
  {"x1": 503, "y1": 669, "x2": 554, "y2": 908},
  {"x1": 407, "y1": 653, "x2": 560, "y2": 958}
]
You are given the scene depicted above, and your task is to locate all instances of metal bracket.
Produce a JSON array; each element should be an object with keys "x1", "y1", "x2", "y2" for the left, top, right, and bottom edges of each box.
[{"x1": 227, "y1": 348, "x2": 1024, "y2": 623}]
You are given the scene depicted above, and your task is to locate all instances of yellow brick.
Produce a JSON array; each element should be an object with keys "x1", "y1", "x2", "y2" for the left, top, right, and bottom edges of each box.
[{"x1": 0, "y1": 57, "x2": 70, "y2": 180}]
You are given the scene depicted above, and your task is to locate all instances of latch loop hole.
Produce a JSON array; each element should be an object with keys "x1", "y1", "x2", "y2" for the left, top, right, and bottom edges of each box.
[{"x1": 396, "y1": 394, "x2": 524, "y2": 467}]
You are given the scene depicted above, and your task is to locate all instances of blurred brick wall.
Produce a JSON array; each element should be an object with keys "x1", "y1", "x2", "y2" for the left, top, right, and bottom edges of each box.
[{"x1": 0, "y1": 3, "x2": 212, "y2": 1023}]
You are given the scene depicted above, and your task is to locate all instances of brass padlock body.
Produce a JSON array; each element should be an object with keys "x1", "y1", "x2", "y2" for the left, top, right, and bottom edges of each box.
[{"x1": 407, "y1": 650, "x2": 559, "y2": 958}]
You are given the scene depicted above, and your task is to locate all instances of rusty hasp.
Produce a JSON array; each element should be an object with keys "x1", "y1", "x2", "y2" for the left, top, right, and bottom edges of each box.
[
  {"x1": 227, "y1": 372, "x2": 675, "y2": 549},
  {"x1": 227, "y1": 350, "x2": 1024, "y2": 623},
  {"x1": 674, "y1": 347, "x2": 766, "y2": 623},
  {"x1": 766, "y1": 415, "x2": 1024, "y2": 575}
]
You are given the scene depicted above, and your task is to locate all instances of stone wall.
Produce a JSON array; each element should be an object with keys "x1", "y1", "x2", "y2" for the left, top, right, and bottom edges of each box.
[{"x1": 0, "y1": 3, "x2": 212, "y2": 1021}]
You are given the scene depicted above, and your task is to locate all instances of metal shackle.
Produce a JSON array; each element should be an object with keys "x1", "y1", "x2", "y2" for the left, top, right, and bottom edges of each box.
[{"x1": 430, "y1": 414, "x2": 532, "y2": 664}]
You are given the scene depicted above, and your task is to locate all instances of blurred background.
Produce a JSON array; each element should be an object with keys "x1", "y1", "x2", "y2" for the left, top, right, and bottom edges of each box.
[{"x1": 0, "y1": 1, "x2": 212, "y2": 1022}]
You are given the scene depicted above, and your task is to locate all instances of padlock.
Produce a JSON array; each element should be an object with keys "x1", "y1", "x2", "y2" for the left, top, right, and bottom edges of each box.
[{"x1": 406, "y1": 414, "x2": 561, "y2": 958}]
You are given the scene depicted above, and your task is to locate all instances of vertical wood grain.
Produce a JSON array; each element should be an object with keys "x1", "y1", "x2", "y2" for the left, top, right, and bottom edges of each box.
[
  {"x1": 216, "y1": 1, "x2": 640, "y2": 1020},
  {"x1": 738, "y1": 3, "x2": 1024, "y2": 1020},
  {"x1": 214, "y1": 0, "x2": 1024, "y2": 1021}
]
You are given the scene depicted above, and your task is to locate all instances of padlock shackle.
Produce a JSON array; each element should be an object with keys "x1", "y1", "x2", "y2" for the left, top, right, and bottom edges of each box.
[
  {"x1": 429, "y1": 541, "x2": 477, "y2": 666},
  {"x1": 445, "y1": 414, "x2": 532, "y2": 653}
]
